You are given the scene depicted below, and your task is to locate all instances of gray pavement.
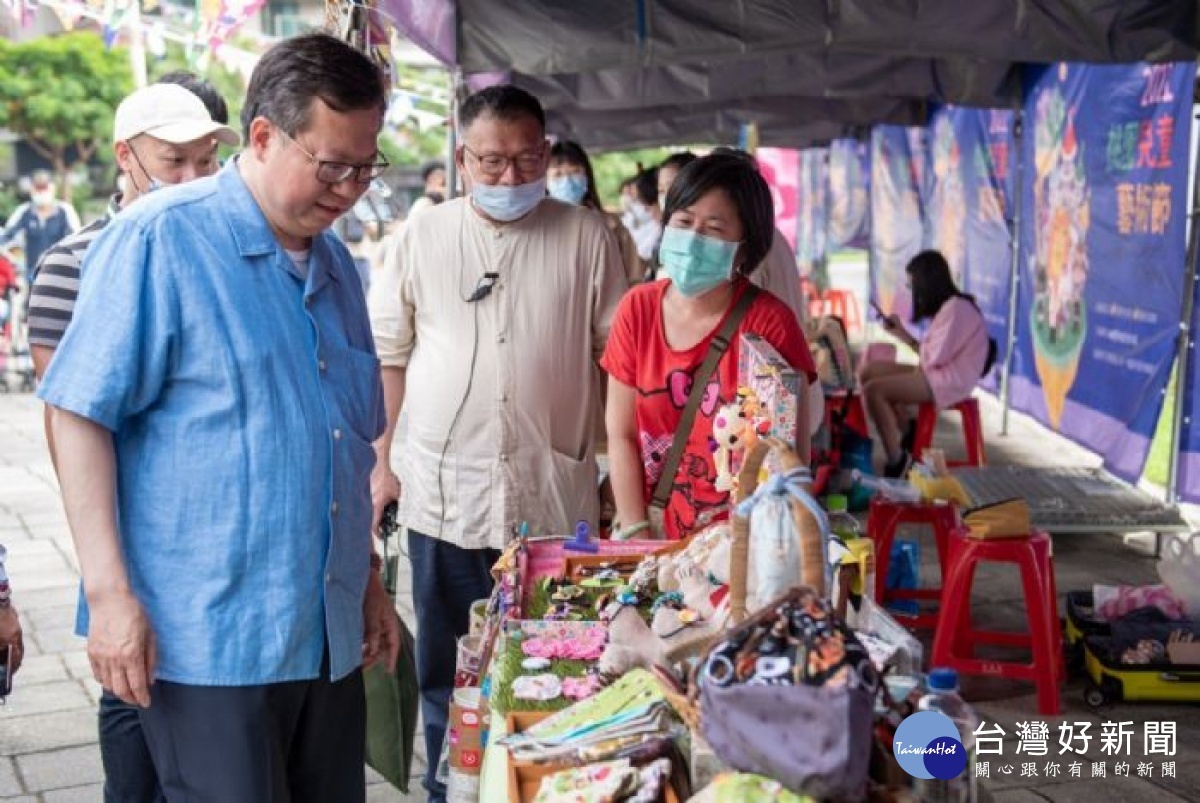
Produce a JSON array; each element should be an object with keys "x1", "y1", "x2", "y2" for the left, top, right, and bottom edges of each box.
[
  {"x1": 0, "y1": 392, "x2": 423, "y2": 801},
  {"x1": 2, "y1": 384, "x2": 1200, "y2": 801}
]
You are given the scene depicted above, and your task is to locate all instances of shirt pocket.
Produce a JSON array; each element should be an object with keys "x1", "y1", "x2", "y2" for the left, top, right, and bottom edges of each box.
[{"x1": 323, "y1": 341, "x2": 383, "y2": 445}]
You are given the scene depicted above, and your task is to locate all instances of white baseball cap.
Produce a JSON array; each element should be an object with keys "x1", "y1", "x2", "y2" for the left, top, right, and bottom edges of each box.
[{"x1": 113, "y1": 83, "x2": 240, "y2": 147}]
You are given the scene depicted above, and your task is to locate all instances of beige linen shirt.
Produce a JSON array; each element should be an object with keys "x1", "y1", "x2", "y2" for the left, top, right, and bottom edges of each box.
[{"x1": 369, "y1": 197, "x2": 628, "y2": 550}]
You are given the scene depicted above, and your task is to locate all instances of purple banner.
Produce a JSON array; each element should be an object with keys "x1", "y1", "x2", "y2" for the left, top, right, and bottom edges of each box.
[
  {"x1": 924, "y1": 106, "x2": 1016, "y2": 392},
  {"x1": 380, "y1": 0, "x2": 455, "y2": 65},
  {"x1": 1011, "y1": 63, "x2": 1193, "y2": 482},
  {"x1": 827, "y1": 138, "x2": 871, "y2": 251},
  {"x1": 797, "y1": 147, "x2": 829, "y2": 287},
  {"x1": 869, "y1": 126, "x2": 927, "y2": 322}
]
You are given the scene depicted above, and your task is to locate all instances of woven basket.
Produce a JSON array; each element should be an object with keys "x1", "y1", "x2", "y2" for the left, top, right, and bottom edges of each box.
[{"x1": 728, "y1": 437, "x2": 825, "y2": 624}]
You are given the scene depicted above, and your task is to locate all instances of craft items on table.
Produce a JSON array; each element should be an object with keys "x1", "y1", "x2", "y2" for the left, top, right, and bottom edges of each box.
[
  {"x1": 734, "y1": 335, "x2": 803, "y2": 472},
  {"x1": 493, "y1": 621, "x2": 610, "y2": 716},
  {"x1": 532, "y1": 757, "x2": 673, "y2": 803},
  {"x1": 501, "y1": 669, "x2": 678, "y2": 766},
  {"x1": 698, "y1": 587, "x2": 879, "y2": 800}
]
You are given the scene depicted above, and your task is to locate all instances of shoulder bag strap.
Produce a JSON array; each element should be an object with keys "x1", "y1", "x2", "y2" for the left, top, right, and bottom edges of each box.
[{"x1": 650, "y1": 285, "x2": 760, "y2": 510}]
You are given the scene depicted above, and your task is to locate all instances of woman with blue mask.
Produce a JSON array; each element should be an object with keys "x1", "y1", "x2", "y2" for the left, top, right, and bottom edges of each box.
[
  {"x1": 600, "y1": 152, "x2": 817, "y2": 540},
  {"x1": 547, "y1": 140, "x2": 645, "y2": 284}
]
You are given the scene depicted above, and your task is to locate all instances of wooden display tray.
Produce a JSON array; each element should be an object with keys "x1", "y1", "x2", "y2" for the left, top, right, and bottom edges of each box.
[
  {"x1": 504, "y1": 711, "x2": 680, "y2": 803},
  {"x1": 562, "y1": 540, "x2": 688, "y2": 583},
  {"x1": 508, "y1": 763, "x2": 681, "y2": 803}
]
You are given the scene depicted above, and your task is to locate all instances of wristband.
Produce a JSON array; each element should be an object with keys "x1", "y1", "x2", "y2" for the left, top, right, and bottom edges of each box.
[{"x1": 615, "y1": 520, "x2": 651, "y2": 540}]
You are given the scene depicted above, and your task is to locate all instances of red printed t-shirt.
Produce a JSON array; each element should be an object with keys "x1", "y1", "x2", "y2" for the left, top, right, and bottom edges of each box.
[{"x1": 600, "y1": 279, "x2": 816, "y2": 540}]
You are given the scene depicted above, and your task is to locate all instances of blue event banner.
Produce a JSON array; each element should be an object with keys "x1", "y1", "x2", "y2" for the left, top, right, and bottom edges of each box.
[
  {"x1": 1010, "y1": 62, "x2": 1193, "y2": 482},
  {"x1": 924, "y1": 106, "x2": 1016, "y2": 393},
  {"x1": 827, "y1": 137, "x2": 871, "y2": 251},
  {"x1": 870, "y1": 126, "x2": 927, "y2": 323},
  {"x1": 797, "y1": 147, "x2": 829, "y2": 285}
]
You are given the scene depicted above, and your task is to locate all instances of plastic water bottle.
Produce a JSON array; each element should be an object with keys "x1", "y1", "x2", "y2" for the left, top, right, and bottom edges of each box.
[
  {"x1": 915, "y1": 668, "x2": 978, "y2": 802},
  {"x1": 825, "y1": 493, "x2": 860, "y2": 541}
]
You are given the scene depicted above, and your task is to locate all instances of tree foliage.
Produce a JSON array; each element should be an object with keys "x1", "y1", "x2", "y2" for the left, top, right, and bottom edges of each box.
[{"x1": 0, "y1": 32, "x2": 132, "y2": 201}]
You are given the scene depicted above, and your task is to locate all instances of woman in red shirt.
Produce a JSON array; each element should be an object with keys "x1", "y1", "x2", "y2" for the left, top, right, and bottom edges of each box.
[{"x1": 601, "y1": 152, "x2": 816, "y2": 541}]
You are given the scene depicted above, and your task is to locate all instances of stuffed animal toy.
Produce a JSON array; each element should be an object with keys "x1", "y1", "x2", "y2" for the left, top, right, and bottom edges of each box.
[{"x1": 711, "y1": 401, "x2": 749, "y2": 493}]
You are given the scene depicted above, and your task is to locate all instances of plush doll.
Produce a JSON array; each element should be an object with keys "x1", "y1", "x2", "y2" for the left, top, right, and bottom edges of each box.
[{"x1": 711, "y1": 401, "x2": 749, "y2": 493}]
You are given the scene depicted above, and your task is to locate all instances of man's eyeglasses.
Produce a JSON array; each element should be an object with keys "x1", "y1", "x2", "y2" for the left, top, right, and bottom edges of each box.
[
  {"x1": 464, "y1": 144, "x2": 544, "y2": 178},
  {"x1": 278, "y1": 127, "x2": 389, "y2": 185}
]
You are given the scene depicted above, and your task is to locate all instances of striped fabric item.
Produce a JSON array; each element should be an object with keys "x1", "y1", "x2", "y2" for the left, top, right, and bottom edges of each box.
[{"x1": 26, "y1": 214, "x2": 111, "y2": 349}]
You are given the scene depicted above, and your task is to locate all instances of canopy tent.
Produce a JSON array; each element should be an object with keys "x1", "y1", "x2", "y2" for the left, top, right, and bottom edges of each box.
[{"x1": 382, "y1": 0, "x2": 1197, "y2": 149}]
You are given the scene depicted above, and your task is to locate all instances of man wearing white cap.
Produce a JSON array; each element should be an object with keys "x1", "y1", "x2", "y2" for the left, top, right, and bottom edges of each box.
[
  {"x1": 27, "y1": 79, "x2": 237, "y2": 803},
  {"x1": 29, "y1": 81, "x2": 238, "y2": 375}
]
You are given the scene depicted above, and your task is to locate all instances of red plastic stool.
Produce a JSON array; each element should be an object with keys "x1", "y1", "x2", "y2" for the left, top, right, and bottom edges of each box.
[
  {"x1": 821, "y1": 288, "x2": 862, "y2": 335},
  {"x1": 912, "y1": 397, "x2": 986, "y2": 466},
  {"x1": 931, "y1": 529, "x2": 1062, "y2": 715},
  {"x1": 866, "y1": 497, "x2": 962, "y2": 629}
]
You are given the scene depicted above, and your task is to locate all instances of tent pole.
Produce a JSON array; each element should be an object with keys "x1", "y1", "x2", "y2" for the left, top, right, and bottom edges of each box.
[
  {"x1": 1164, "y1": 108, "x2": 1200, "y2": 506},
  {"x1": 444, "y1": 70, "x2": 462, "y2": 200},
  {"x1": 998, "y1": 109, "x2": 1024, "y2": 437}
]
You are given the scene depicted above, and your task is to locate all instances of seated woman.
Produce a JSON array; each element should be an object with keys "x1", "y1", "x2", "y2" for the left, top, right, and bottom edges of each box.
[
  {"x1": 862, "y1": 250, "x2": 992, "y2": 477},
  {"x1": 601, "y1": 152, "x2": 816, "y2": 541},
  {"x1": 547, "y1": 140, "x2": 645, "y2": 285}
]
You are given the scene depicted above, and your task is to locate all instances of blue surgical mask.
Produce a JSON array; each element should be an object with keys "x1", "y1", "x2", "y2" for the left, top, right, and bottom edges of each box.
[
  {"x1": 547, "y1": 174, "x2": 588, "y2": 205},
  {"x1": 658, "y1": 226, "x2": 740, "y2": 297},
  {"x1": 471, "y1": 177, "x2": 546, "y2": 222}
]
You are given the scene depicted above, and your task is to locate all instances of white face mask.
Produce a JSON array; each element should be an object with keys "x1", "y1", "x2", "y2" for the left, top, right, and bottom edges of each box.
[{"x1": 31, "y1": 189, "x2": 55, "y2": 206}]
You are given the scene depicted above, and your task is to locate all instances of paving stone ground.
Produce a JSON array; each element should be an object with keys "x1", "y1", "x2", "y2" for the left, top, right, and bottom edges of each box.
[{"x1": 2, "y1": 386, "x2": 1199, "y2": 801}]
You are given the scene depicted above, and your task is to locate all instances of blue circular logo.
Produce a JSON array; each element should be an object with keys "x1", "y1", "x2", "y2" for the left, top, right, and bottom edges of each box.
[{"x1": 893, "y1": 711, "x2": 966, "y2": 780}]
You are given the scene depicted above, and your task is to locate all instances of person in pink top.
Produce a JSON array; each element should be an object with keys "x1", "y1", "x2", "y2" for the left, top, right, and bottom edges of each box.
[{"x1": 862, "y1": 250, "x2": 993, "y2": 476}]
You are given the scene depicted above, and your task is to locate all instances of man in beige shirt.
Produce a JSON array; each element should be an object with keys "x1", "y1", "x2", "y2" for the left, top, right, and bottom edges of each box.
[{"x1": 367, "y1": 84, "x2": 626, "y2": 803}]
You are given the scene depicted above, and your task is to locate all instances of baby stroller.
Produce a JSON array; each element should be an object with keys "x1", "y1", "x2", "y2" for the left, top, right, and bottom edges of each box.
[{"x1": 0, "y1": 248, "x2": 34, "y2": 392}]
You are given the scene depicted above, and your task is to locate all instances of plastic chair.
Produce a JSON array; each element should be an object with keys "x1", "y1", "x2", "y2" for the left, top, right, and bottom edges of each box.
[
  {"x1": 820, "y1": 288, "x2": 862, "y2": 336},
  {"x1": 912, "y1": 397, "x2": 986, "y2": 466},
  {"x1": 930, "y1": 528, "x2": 1063, "y2": 715},
  {"x1": 866, "y1": 497, "x2": 962, "y2": 629}
]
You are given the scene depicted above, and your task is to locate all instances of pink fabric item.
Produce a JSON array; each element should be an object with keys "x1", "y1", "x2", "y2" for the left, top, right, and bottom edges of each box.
[
  {"x1": 562, "y1": 675, "x2": 604, "y2": 700},
  {"x1": 1095, "y1": 584, "x2": 1185, "y2": 622},
  {"x1": 920, "y1": 297, "x2": 989, "y2": 409}
]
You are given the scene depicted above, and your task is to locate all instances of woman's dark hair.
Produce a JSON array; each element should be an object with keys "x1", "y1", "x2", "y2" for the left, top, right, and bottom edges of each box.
[
  {"x1": 659, "y1": 151, "x2": 698, "y2": 174},
  {"x1": 157, "y1": 71, "x2": 229, "y2": 124},
  {"x1": 459, "y1": 85, "x2": 545, "y2": 133},
  {"x1": 661, "y1": 151, "x2": 775, "y2": 275},
  {"x1": 633, "y1": 168, "x2": 658, "y2": 207},
  {"x1": 907, "y1": 250, "x2": 967, "y2": 322},
  {"x1": 549, "y1": 140, "x2": 602, "y2": 209},
  {"x1": 241, "y1": 34, "x2": 387, "y2": 141},
  {"x1": 907, "y1": 249, "x2": 998, "y2": 376}
]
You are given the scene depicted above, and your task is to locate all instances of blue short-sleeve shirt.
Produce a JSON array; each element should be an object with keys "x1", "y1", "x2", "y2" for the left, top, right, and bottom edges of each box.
[{"x1": 38, "y1": 162, "x2": 385, "y2": 685}]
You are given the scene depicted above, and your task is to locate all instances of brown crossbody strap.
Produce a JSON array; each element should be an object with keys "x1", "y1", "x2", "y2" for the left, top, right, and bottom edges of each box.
[{"x1": 650, "y1": 285, "x2": 760, "y2": 510}]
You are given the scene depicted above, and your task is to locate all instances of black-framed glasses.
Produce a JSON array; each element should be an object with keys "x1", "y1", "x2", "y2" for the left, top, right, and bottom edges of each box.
[
  {"x1": 464, "y1": 144, "x2": 545, "y2": 178},
  {"x1": 278, "y1": 127, "x2": 389, "y2": 185}
]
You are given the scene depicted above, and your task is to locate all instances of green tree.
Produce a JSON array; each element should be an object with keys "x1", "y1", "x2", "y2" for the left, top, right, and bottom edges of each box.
[{"x1": 0, "y1": 32, "x2": 132, "y2": 203}]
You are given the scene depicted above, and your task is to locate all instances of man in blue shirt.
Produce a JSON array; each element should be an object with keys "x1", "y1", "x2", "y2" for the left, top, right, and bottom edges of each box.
[{"x1": 38, "y1": 34, "x2": 400, "y2": 803}]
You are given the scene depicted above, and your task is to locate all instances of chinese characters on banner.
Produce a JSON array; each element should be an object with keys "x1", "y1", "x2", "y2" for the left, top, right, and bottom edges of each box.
[
  {"x1": 1008, "y1": 62, "x2": 1193, "y2": 481},
  {"x1": 973, "y1": 720, "x2": 1178, "y2": 781}
]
